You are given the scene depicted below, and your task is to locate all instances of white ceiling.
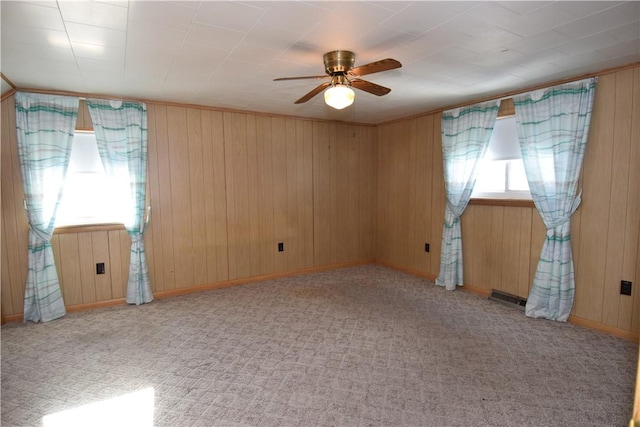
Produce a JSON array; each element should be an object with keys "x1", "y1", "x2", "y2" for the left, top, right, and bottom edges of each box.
[{"x1": 1, "y1": 1, "x2": 639, "y2": 124}]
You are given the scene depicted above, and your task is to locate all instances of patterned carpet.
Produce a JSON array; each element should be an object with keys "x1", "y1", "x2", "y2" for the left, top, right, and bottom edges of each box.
[{"x1": 1, "y1": 265, "x2": 637, "y2": 426}]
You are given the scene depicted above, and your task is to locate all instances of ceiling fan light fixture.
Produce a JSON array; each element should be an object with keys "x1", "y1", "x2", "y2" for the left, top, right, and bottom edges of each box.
[{"x1": 324, "y1": 84, "x2": 355, "y2": 110}]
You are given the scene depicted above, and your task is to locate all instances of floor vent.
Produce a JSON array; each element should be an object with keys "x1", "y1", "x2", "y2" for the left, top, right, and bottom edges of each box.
[{"x1": 489, "y1": 290, "x2": 527, "y2": 310}]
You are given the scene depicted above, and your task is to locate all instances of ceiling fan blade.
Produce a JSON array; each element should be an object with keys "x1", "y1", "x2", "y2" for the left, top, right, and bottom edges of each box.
[
  {"x1": 350, "y1": 79, "x2": 391, "y2": 96},
  {"x1": 295, "y1": 82, "x2": 331, "y2": 104},
  {"x1": 349, "y1": 58, "x2": 402, "y2": 77},
  {"x1": 274, "y1": 75, "x2": 328, "y2": 81}
]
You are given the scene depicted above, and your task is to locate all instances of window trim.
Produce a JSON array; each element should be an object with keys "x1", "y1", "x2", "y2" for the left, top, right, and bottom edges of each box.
[
  {"x1": 469, "y1": 198, "x2": 535, "y2": 208},
  {"x1": 54, "y1": 223, "x2": 126, "y2": 234}
]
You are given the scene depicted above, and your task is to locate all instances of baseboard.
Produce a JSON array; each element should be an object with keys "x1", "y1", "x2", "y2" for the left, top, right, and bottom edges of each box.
[
  {"x1": 460, "y1": 284, "x2": 491, "y2": 298},
  {"x1": 154, "y1": 259, "x2": 375, "y2": 300},
  {"x1": 568, "y1": 315, "x2": 639, "y2": 342},
  {"x1": 1, "y1": 313, "x2": 22, "y2": 324},
  {"x1": 1, "y1": 259, "x2": 375, "y2": 325},
  {"x1": 374, "y1": 259, "x2": 639, "y2": 342},
  {"x1": 374, "y1": 259, "x2": 437, "y2": 282}
]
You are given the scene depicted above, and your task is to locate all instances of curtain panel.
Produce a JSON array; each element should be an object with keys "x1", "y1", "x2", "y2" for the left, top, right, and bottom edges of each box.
[
  {"x1": 86, "y1": 99, "x2": 153, "y2": 305},
  {"x1": 436, "y1": 100, "x2": 500, "y2": 290},
  {"x1": 514, "y1": 78, "x2": 596, "y2": 321},
  {"x1": 15, "y1": 92, "x2": 79, "y2": 322}
]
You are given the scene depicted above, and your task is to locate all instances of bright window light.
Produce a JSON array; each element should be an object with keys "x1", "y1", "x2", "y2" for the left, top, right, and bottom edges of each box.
[
  {"x1": 472, "y1": 115, "x2": 532, "y2": 200},
  {"x1": 56, "y1": 131, "x2": 129, "y2": 227},
  {"x1": 43, "y1": 387, "x2": 155, "y2": 427}
]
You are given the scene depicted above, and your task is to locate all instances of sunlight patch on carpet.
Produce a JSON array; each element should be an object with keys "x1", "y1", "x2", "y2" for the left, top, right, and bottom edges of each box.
[{"x1": 43, "y1": 387, "x2": 154, "y2": 427}]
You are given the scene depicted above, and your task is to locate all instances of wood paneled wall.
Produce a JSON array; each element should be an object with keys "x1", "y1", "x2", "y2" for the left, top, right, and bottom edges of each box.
[
  {"x1": 2, "y1": 65, "x2": 639, "y2": 338},
  {"x1": 375, "y1": 65, "x2": 640, "y2": 336},
  {"x1": 1, "y1": 99, "x2": 375, "y2": 318},
  {"x1": 375, "y1": 113, "x2": 445, "y2": 275}
]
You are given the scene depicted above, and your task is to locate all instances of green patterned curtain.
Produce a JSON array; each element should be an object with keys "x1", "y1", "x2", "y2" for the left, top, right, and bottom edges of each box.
[
  {"x1": 87, "y1": 99, "x2": 153, "y2": 305},
  {"x1": 514, "y1": 78, "x2": 596, "y2": 321},
  {"x1": 15, "y1": 92, "x2": 79, "y2": 322},
  {"x1": 436, "y1": 100, "x2": 500, "y2": 290}
]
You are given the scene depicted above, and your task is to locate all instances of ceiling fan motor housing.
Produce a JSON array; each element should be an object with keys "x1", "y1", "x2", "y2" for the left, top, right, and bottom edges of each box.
[{"x1": 324, "y1": 50, "x2": 356, "y2": 75}]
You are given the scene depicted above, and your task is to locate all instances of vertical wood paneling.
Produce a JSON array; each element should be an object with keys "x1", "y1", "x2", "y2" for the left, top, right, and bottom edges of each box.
[
  {"x1": 415, "y1": 115, "x2": 432, "y2": 272},
  {"x1": 570, "y1": 179, "x2": 582, "y2": 313},
  {"x1": 187, "y1": 108, "x2": 208, "y2": 286},
  {"x1": 624, "y1": 68, "x2": 640, "y2": 333},
  {"x1": 285, "y1": 118, "x2": 299, "y2": 269},
  {"x1": 313, "y1": 121, "x2": 331, "y2": 266},
  {"x1": 501, "y1": 208, "x2": 522, "y2": 296},
  {"x1": 299, "y1": 120, "x2": 314, "y2": 267},
  {"x1": 461, "y1": 206, "x2": 475, "y2": 283},
  {"x1": 246, "y1": 114, "x2": 261, "y2": 276},
  {"x1": 358, "y1": 126, "x2": 374, "y2": 259},
  {"x1": 151, "y1": 104, "x2": 176, "y2": 291},
  {"x1": 256, "y1": 116, "x2": 275, "y2": 275},
  {"x1": 92, "y1": 231, "x2": 112, "y2": 302},
  {"x1": 1, "y1": 96, "x2": 28, "y2": 315},
  {"x1": 208, "y1": 111, "x2": 229, "y2": 282},
  {"x1": 328, "y1": 124, "x2": 339, "y2": 264},
  {"x1": 1, "y1": 96, "x2": 18, "y2": 315},
  {"x1": 271, "y1": 117, "x2": 289, "y2": 272},
  {"x1": 335, "y1": 125, "x2": 354, "y2": 263},
  {"x1": 377, "y1": 112, "x2": 442, "y2": 277},
  {"x1": 77, "y1": 232, "x2": 96, "y2": 303},
  {"x1": 489, "y1": 207, "x2": 505, "y2": 289},
  {"x1": 167, "y1": 106, "x2": 194, "y2": 288},
  {"x1": 58, "y1": 234, "x2": 83, "y2": 306},
  {"x1": 430, "y1": 113, "x2": 445, "y2": 275},
  {"x1": 574, "y1": 73, "x2": 615, "y2": 322},
  {"x1": 602, "y1": 69, "x2": 633, "y2": 327},
  {"x1": 108, "y1": 230, "x2": 125, "y2": 299},
  {"x1": 145, "y1": 104, "x2": 159, "y2": 289},
  {"x1": 478, "y1": 206, "x2": 494, "y2": 289},
  {"x1": 392, "y1": 121, "x2": 410, "y2": 266},
  {"x1": 1, "y1": 230, "x2": 13, "y2": 315},
  {"x1": 406, "y1": 119, "x2": 419, "y2": 270}
]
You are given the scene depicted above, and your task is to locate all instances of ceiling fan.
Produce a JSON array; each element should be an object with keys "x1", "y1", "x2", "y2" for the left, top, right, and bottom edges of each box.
[{"x1": 273, "y1": 50, "x2": 402, "y2": 110}]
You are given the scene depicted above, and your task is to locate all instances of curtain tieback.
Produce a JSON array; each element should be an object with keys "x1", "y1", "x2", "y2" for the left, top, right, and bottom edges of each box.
[
  {"x1": 444, "y1": 204, "x2": 462, "y2": 226},
  {"x1": 545, "y1": 191, "x2": 582, "y2": 232}
]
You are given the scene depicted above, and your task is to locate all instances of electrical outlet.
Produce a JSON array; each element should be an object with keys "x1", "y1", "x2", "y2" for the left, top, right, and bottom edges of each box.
[
  {"x1": 425, "y1": 243, "x2": 430, "y2": 253},
  {"x1": 621, "y1": 280, "x2": 632, "y2": 296},
  {"x1": 96, "y1": 262, "x2": 105, "y2": 275},
  {"x1": 278, "y1": 242, "x2": 284, "y2": 252}
]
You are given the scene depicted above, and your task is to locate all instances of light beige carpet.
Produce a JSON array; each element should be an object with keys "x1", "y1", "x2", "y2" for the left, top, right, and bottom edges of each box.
[{"x1": 1, "y1": 265, "x2": 636, "y2": 426}]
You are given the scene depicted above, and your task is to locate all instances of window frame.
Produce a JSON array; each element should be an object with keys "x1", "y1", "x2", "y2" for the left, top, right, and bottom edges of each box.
[
  {"x1": 470, "y1": 100, "x2": 534, "y2": 208},
  {"x1": 53, "y1": 129, "x2": 128, "y2": 233}
]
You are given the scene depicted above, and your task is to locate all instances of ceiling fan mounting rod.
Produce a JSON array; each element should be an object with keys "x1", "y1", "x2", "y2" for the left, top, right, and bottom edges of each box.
[{"x1": 331, "y1": 74, "x2": 350, "y2": 87}]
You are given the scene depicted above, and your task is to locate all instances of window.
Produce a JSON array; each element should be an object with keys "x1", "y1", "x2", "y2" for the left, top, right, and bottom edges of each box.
[
  {"x1": 472, "y1": 115, "x2": 531, "y2": 200},
  {"x1": 55, "y1": 131, "x2": 129, "y2": 227}
]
